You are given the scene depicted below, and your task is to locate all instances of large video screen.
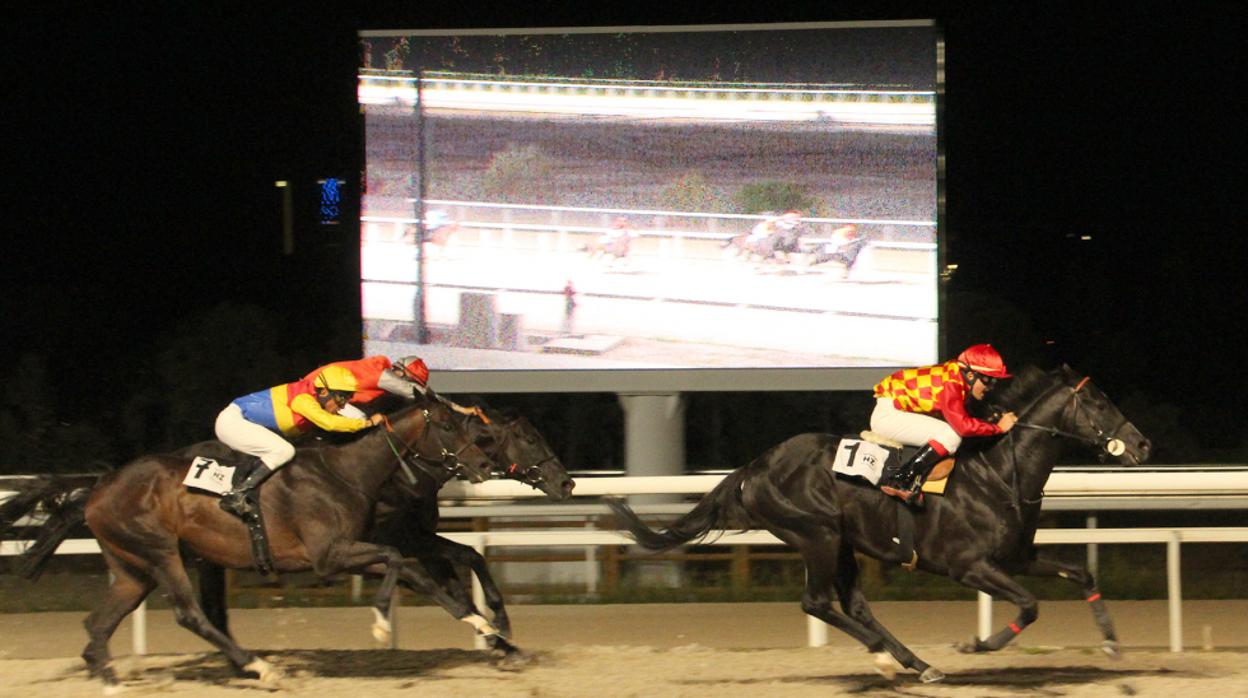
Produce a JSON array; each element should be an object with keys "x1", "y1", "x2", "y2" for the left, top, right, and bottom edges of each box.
[{"x1": 358, "y1": 22, "x2": 941, "y2": 392}]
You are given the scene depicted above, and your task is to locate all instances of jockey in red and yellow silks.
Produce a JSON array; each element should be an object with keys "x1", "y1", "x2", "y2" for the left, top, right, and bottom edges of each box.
[
  {"x1": 870, "y1": 344, "x2": 1018, "y2": 504},
  {"x1": 213, "y1": 365, "x2": 384, "y2": 521},
  {"x1": 305, "y1": 355, "x2": 485, "y2": 420},
  {"x1": 872, "y1": 360, "x2": 1002, "y2": 440}
]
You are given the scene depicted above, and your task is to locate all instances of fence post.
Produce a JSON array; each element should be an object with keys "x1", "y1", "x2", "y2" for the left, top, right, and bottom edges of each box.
[
  {"x1": 977, "y1": 591, "x2": 993, "y2": 641},
  {"x1": 132, "y1": 600, "x2": 147, "y2": 656},
  {"x1": 1167, "y1": 531, "x2": 1183, "y2": 652},
  {"x1": 1086, "y1": 513, "x2": 1099, "y2": 579},
  {"x1": 730, "y1": 545, "x2": 750, "y2": 594}
]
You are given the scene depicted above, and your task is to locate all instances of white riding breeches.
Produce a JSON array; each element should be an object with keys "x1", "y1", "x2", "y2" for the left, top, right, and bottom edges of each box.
[
  {"x1": 214, "y1": 403, "x2": 296, "y2": 469},
  {"x1": 869, "y1": 398, "x2": 962, "y2": 453}
]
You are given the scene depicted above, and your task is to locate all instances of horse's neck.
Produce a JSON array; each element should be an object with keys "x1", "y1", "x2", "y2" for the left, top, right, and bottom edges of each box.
[
  {"x1": 321, "y1": 424, "x2": 402, "y2": 496},
  {"x1": 996, "y1": 385, "x2": 1074, "y2": 501}
]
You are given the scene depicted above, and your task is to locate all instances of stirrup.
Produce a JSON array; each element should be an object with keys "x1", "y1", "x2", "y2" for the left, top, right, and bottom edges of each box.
[{"x1": 220, "y1": 492, "x2": 257, "y2": 520}]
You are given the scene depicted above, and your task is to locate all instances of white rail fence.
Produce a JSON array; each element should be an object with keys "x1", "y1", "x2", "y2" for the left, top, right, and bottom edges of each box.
[{"x1": 4, "y1": 470, "x2": 1247, "y2": 655}]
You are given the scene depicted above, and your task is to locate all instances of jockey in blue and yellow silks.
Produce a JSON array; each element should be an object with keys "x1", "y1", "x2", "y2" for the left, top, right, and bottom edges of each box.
[
  {"x1": 213, "y1": 365, "x2": 383, "y2": 521},
  {"x1": 870, "y1": 344, "x2": 1019, "y2": 504}
]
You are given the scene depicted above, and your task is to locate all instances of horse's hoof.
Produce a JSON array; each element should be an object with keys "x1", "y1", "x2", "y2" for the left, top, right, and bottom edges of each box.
[
  {"x1": 494, "y1": 647, "x2": 531, "y2": 670},
  {"x1": 920, "y1": 667, "x2": 946, "y2": 683},
  {"x1": 243, "y1": 658, "x2": 284, "y2": 685},
  {"x1": 371, "y1": 608, "x2": 393, "y2": 645},
  {"x1": 1102, "y1": 640, "x2": 1121, "y2": 659},
  {"x1": 872, "y1": 652, "x2": 898, "y2": 680},
  {"x1": 956, "y1": 638, "x2": 983, "y2": 654},
  {"x1": 102, "y1": 683, "x2": 125, "y2": 696}
]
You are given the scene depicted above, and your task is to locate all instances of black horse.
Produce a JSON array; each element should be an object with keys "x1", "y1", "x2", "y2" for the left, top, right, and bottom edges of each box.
[
  {"x1": 197, "y1": 407, "x2": 575, "y2": 661},
  {"x1": 608, "y1": 366, "x2": 1151, "y2": 683},
  {"x1": 1, "y1": 402, "x2": 494, "y2": 691}
]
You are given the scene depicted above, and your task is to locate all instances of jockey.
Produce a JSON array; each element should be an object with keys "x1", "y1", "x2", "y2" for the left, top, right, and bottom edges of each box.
[
  {"x1": 214, "y1": 365, "x2": 384, "y2": 520},
  {"x1": 870, "y1": 344, "x2": 1019, "y2": 503},
  {"x1": 746, "y1": 213, "x2": 778, "y2": 242},
  {"x1": 348, "y1": 355, "x2": 485, "y2": 420}
]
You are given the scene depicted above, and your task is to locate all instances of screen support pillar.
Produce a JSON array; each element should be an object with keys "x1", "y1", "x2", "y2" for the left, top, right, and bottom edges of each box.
[{"x1": 618, "y1": 392, "x2": 685, "y2": 587}]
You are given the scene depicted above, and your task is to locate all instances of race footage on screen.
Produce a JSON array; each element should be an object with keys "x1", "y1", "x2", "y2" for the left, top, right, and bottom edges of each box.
[{"x1": 358, "y1": 23, "x2": 939, "y2": 383}]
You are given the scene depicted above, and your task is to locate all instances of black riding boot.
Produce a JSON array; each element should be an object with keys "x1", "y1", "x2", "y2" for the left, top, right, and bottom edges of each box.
[
  {"x1": 219, "y1": 458, "x2": 276, "y2": 521},
  {"x1": 883, "y1": 444, "x2": 944, "y2": 504}
]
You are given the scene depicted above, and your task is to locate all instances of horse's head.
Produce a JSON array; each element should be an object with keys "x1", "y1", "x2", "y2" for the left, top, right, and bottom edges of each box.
[
  {"x1": 1056, "y1": 366, "x2": 1152, "y2": 465},
  {"x1": 1004, "y1": 366, "x2": 1152, "y2": 465},
  {"x1": 388, "y1": 402, "x2": 492, "y2": 484},
  {"x1": 489, "y1": 415, "x2": 575, "y2": 501}
]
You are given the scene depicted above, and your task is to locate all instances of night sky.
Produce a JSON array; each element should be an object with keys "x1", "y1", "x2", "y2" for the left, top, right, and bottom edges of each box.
[{"x1": 6, "y1": 3, "x2": 1246, "y2": 460}]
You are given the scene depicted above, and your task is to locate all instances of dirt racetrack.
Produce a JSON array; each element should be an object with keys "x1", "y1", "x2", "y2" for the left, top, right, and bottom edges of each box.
[{"x1": 2, "y1": 601, "x2": 1245, "y2": 697}]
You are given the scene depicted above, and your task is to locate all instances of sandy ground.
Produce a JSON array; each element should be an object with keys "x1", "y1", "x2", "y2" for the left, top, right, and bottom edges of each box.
[{"x1": 2, "y1": 601, "x2": 1245, "y2": 697}]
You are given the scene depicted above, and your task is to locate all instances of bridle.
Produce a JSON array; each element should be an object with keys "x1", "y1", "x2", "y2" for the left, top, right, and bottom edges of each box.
[
  {"x1": 501, "y1": 455, "x2": 558, "y2": 488},
  {"x1": 485, "y1": 419, "x2": 556, "y2": 489},
  {"x1": 1014, "y1": 376, "x2": 1128, "y2": 459},
  {"x1": 380, "y1": 410, "x2": 473, "y2": 484}
]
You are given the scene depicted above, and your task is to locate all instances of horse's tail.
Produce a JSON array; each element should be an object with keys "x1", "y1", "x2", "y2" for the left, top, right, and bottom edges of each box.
[
  {"x1": 1, "y1": 476, "x2": 96, "y2": 581},
  {"x1": 606, "y1": 468, "x2": 750, "y2": 552}
]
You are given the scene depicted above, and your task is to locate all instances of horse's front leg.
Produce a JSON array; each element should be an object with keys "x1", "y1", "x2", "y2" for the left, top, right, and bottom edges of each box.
[
  {"x1": 1024, "y1": 557, "x2": 1119, "y2": 657},
  {"x1": 954, "y1": 560, "x2": 1039, "y2": 653},
  {"x1": 314, "y1": 540, "x2": 405, "y2": 645},
  {"x1": 391, "y1": 556, "x2": 517, "y2": 655},
  {"x1": 415, "y1": 534, "x2": 512, "y2": 639}
]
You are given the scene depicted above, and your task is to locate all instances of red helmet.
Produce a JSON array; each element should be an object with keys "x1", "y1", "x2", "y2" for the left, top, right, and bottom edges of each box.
[
  {"x1": 956, "y1": 344, "x2": 1011, "y2": 378},
  {"x1": 396, "y1": 356, "x2": 430, "y2": 386}
]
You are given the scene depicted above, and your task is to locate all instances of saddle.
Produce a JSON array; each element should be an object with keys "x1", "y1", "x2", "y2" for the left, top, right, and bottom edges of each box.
[
  {"x1": 182, "y1": 454, "x2": 276, "y2": 576},
  {"x1": 830, "y1": 432, "x2": 958, "y2": 572},
  {"x1": 832, "y1": 432, "x2": 956, "y2": 496}
]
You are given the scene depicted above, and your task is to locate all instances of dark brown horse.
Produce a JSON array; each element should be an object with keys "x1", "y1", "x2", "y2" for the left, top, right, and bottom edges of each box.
[
  {"x1": 608, "y1": 366, "x2": 1151, "y2": 684},
  {"x1": 4, "y1": 401, "x2": 493, "y2": 691},
  {"x1": 198, "y1": 407, "x2": 576, "y2": 660}
]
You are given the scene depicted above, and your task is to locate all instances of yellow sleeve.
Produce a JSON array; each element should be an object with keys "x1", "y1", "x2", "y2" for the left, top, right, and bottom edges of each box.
[{"x1": 290, "y1": 393, "x2": 371, "y2": 433}]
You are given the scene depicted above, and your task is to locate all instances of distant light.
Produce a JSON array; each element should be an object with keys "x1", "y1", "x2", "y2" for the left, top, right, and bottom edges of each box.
[
  {"x1": 946, "y1": 263, "x2": 959, "y2": 270},
  {"x1": 1080, "y1": 235, "x2": 1092, "y2": 241},
  {"x1": 1044, "y1": 339, "x2": 1056, "y2": 345},
  {"x1": 275, "y1": 180, "x2": 289, "y2": 188}
]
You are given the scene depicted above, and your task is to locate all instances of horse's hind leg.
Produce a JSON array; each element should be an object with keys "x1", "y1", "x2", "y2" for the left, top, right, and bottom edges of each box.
[
  {"x1": 1023, "y1": 557, "x2": 1119, "y2": 656},
  {"x1": 197, "y1": 560, "x2": 232, "y2": 639},
  {"x1": 830, "y1": 544, "x2": 943, "y2": 683},
  {"x1": 148, "y1": 557, "x2": 279, "y2": 682},
  {"x1": 776, "y1": 529, "x2": 888, "y2": 654},
  {"x1": 955, "y1": 560, "x2": 1038, "y2": 652},
  {"x1": 82, "y1": 554, "x2": 155, "y2": 690}
]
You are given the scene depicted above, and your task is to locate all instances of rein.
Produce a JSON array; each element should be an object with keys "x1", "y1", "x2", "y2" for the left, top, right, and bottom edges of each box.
[
  {"x1": 1013, "y1": 377, "x2": 1128, "y2": 456},
  {"x1": 1001, "y1": 374, "x2": 1126, "y2": 508}
]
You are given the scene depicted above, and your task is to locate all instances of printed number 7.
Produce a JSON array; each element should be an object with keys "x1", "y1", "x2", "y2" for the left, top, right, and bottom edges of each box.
[{"x1": 839, "y1": 441, "x2": 860, "y2": 463}]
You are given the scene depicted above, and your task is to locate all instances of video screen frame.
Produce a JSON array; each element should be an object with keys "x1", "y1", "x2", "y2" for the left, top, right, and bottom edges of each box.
[{"x1": 357, "y1": 21, "x2": 944, "y2": 393}]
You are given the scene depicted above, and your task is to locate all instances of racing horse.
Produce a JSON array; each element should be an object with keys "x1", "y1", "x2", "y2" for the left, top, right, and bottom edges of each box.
[
  {"x1": 723, "y1": 220, "x2": 806, "y2": 264},
  {"x1": 2, "y1": 401, "x2": 494, "y2": 692},
  {"x1": 197, "y1": 407, "x2": 576, "y2": 661},
  {"x1": 608, "y1": 365, "x2": 1151, "y2": 683}
]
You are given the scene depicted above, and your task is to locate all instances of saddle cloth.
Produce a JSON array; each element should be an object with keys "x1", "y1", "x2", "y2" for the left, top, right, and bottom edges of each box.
[
  {"x1": 182, "y1": 456, "x2": 259, "y2": 495},
  {"x1": 831, "y1": 432, "x2": 956, "y2": 496}
]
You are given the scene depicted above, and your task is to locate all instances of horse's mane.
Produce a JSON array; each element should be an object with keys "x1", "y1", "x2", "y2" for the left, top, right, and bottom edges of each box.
[{"x1": 985, "y1": 365, "x2": 1069, "y2": 416}]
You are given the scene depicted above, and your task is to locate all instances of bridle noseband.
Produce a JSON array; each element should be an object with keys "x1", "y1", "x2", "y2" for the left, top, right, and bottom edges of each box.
[{"x1": 1015, "y1": 376, "x2": 1128, "y2": 459}]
